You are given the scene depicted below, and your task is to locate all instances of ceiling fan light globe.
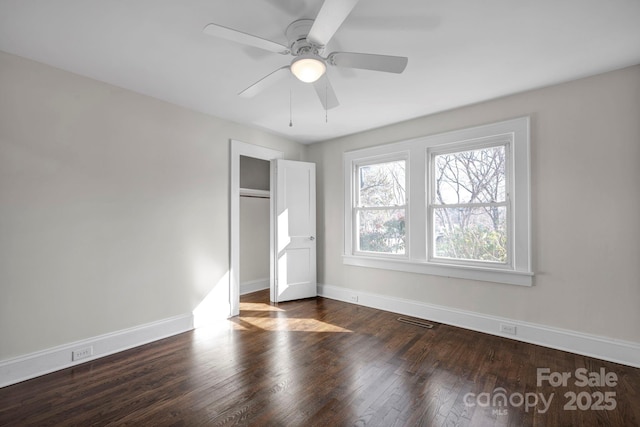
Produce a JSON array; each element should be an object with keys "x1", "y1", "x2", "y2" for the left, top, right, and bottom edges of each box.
[{"x1": 291, "y1": 56, "x2": 326, "y2": 83}]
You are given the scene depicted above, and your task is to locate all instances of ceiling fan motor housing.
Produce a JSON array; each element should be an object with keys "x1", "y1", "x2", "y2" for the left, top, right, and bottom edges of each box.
[{"x1": 286, "y1": 19, "x2": 321, "y2": 56}]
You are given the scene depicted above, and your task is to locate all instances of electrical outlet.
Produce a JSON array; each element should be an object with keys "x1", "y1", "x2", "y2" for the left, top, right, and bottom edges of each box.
[
  {"x1": 72, "y1": 346, "x2": 93, "y2": 361},
  {"x1": 349, "y1": 294, "x2": 359, "y2": 303},
  {"x1": 500, "y1": 324, "x2": 517, "y2": 335}
]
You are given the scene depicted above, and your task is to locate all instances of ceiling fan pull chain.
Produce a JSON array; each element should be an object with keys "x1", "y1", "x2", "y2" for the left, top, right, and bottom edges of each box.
[
  {"x1": 325, "y1": 84, "x2": 328, "y2": 123},
  {"x1": 289, "y1": 87, "x2": 293, "y2": 127}
]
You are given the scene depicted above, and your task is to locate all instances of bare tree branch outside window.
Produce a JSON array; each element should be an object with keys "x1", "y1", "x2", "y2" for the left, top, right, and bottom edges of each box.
[
  {"x1": 432, "y1": 145, "x2": 508, "y2": 263},
  {"x1": 357, "y1": 160, "x2": 406, "y2": 254}
]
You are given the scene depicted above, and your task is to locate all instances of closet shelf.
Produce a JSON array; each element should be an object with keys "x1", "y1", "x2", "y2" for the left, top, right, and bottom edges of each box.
[{"x1": 239, "y1": 188, "x2": 270, "y2": 199}]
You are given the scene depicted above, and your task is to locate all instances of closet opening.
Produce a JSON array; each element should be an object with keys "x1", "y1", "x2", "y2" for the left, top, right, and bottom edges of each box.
[{"x1": 239, "y1": 155, "x2": 271, "y2": 302}]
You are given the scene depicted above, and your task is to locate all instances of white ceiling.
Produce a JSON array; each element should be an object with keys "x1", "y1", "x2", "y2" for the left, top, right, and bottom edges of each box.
[{"x1": 1, "y1": 0, "x2": 639, "y2": 144}]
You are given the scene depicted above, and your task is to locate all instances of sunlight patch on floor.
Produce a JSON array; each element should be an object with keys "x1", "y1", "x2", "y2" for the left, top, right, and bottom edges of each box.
[
  {"x1": 227, "y1": 322, "x2": 249, "y2": 331},
  {"x1": 239, "y1": 317, "x2": 352, "y2": 332},
  {"x1": 239, "y1": 302, "x2": 285, "y2": 312}
]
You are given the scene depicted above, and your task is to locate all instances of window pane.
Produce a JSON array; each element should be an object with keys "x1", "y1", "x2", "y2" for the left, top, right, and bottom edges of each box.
[
  {"x1": 433, "y1": 206, "x2": 507, "y2": 263},
  {"x1": 358, "y1": 160, "x2": 405, "y2": 207},
  {"x1": 358, "y1": 209, "x2": 406, "y2": 254},
  {"x1": 434, "y1": 146, "x2": 506, "y2": 204}
]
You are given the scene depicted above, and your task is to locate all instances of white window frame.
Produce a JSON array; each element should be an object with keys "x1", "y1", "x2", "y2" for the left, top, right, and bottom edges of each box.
[
  {"x1": 343, "y1": 117, "x2": 533, "y2": 286},
  {"x1": 352, "y1": 152, "x2": 410, "y2": 259}
]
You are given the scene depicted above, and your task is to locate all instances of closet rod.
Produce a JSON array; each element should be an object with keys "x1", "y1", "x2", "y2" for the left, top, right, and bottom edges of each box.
[
  {"x1": 240, "y1": 194, "x2": 270, "y2": 199},
  {"x1": 239, "y1": 188, "x2": 270, "y2": 199}
]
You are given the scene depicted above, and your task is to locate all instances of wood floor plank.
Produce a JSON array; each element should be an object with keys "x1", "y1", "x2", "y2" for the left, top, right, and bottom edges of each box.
[{"x1": 1, "y1": 289, "x2": 639, "y2": 426}]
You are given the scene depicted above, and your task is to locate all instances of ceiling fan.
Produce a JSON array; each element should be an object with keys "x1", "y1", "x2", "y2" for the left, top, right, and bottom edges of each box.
[{"x1": 203, "y1": 0, "x2": 408, "y2": 110}]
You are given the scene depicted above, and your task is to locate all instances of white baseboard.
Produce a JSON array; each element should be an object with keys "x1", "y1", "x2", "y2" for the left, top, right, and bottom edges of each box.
[
  {"x1": 0, "y1": 313, "x2": 193, "y2": 389},
  {"x1": 240, "y1": 278, "x2": 269, "y2": 295},
  {"x1": 318, "y1": 284, "x2": 640, "y2": 369}
]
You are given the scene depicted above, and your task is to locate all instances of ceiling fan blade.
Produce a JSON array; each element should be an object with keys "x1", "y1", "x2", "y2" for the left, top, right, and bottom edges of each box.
[
  {"x1": 307, "y1": 0, "x2": 359, "y2": 47},
  {"x1": 203, "y1": 23, "x2": 290, "y2": 55},
  {"x1": 313, "y1": 75, "x2": 340, "y2": 110},
  {"x1": 328, "y1": 52, "x2": 408, "y2": 74},
  {"x1": 239, "y1": 66, "x2": 291, "y2": 98}
]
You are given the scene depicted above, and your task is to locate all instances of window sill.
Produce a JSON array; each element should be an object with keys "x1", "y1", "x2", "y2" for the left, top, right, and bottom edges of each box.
[{"x1": 342, "y1": 255, "x2": 533, "y2": 286}]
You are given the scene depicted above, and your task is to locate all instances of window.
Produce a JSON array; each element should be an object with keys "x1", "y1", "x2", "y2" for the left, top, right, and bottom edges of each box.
[
  {"x1": 354, "y1": 156, "x2": 407, "y2": 256},
  {"x1": 343, "y1": 117, "x2": 532, "y2": 286},
  {"x1": 429, "y1": 142, "x2": 509, "y2": 266}
]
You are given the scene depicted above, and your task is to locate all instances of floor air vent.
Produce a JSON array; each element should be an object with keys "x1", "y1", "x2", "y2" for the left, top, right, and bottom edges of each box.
[{"x1": 397, "y1": 317, "x2": 434, "y2": 328}]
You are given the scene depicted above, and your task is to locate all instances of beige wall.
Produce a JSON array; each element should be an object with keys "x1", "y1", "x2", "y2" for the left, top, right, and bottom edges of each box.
[
  {"x1": 0, "y1": 51, "x2": 305, "y2": 360},
  {"x1": 307, "y1": 65, "x2": 640, "y2": 344}
]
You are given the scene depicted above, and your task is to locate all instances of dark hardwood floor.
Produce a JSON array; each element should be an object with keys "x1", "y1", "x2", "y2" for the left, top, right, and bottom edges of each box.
[{"x1": 1, "y1": 290, "x2": 639, "y2": 426}]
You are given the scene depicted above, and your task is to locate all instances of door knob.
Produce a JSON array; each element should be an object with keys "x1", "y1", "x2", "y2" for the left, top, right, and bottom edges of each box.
[{"x1": 309, "y1": 236, "x2": 315, "y2": 241}]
